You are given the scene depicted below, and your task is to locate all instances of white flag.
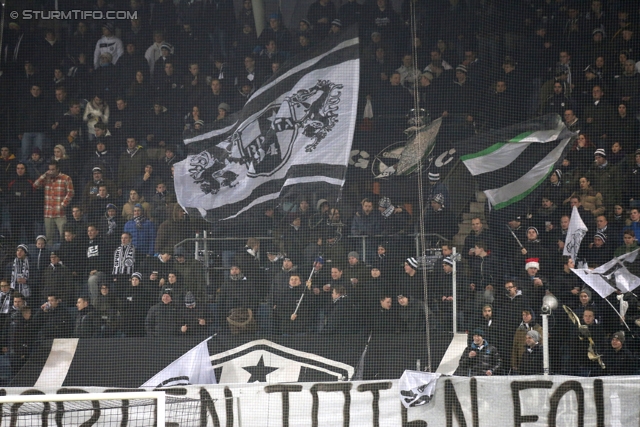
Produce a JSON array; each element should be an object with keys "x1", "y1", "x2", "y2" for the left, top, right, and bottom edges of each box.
[
  {"x1": 570, "y1": 268, "x2": 617, "y2": 298},
  {"x1": 563, "y1": 206, "x2": 588, "y2": 260},
  {"x1": 614, "y1": 267, "x2": 640, "y2": 293},
  {"x1": 398, "y1": 370, "x2": 440, "y2": 409},
  {"x1": 141, "y1": 338, "x2": 216, "y2": 387},
  {"x1": 571, "y1": 248, "x2": 640, "y2": 298},
  {"x1": 176, "y1": 27, "x2": 360, "y2": 223}
]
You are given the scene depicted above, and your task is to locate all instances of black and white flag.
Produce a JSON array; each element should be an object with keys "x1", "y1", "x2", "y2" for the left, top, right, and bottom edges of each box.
[
  {"x1": 572, "y1": 249, "x2": 640, "y2": 298},
  {"x1": 175, "y1": 27, "x2": 360, "y2": 222},
  {"x1": 564, "y1": 205, "x2": 588, "y2": 261},
  {"x1": 141, "y1": 338, "x2": 216, "y2": 388},
  {"x1": 398, "y1": 370, "x2": 440, "y2": 408}
]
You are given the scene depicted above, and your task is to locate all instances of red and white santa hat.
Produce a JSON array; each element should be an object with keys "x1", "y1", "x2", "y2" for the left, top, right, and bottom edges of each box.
[{"x1": 525, "y1": 258, "x2": 540, "y2": 270}]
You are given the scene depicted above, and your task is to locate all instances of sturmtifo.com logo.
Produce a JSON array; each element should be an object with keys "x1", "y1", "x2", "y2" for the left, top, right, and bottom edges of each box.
[{"x1": 12, "y1": 10, "x2": 138, "y2": 20}]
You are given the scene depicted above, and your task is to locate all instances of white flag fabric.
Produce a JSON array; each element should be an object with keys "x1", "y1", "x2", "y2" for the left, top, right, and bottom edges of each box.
[
  {"x1": 571, "y1": 248, "x2": 640, "y2": 298},
  {"x1": 141, "y1": 338, "x2": 215, "y2": 387},
  {"x1": 570, "y1": 268, "x2": 617, "y2": 298},
  {"x1": 175, "y1": 27, "x2": 359, "y2": 222},
  {"x1": 563, "y1": 206, "x2": 588, "y2": 260},
  {"x1": 398, "y1": 370, "x2": 440, "y2": 409},
  {"x1": 457, "y1": 115, "x2": 575, "y2": 210}
]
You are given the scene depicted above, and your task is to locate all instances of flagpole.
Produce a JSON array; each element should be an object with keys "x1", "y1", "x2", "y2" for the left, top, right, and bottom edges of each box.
[
  {"x1": 351, "y1": 332, "x2": 373, "y2": 381},
  {"x1": 507, "y1": 224, "x2": 524, "y2": 249},
  {"x1": 603, "y1": 297, "x2": 632, "y2": 331},
  {"x1": 452, "y1": 247, "x2": 458, "y2": 333},
  {"x1": 294, "y1": 264, "x2": 318, "y2": 316},
  {"x1": 408, "y1": 0, "x2": 432, "y2": 373},
  {"x1": 0, "y1": 0, "x2": 6, "y2": 75}
]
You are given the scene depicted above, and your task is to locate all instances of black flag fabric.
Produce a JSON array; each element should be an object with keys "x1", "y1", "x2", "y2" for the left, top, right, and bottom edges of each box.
[
  {"x1": 175, "y1": 27, "x2": 360, "y2": 222},
  {"x1": 10, "y1": 332, "x2": 454, "y2": 387}
]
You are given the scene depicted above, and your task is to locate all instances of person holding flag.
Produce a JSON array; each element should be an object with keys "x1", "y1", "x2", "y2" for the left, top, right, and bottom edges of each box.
[
  {"x1": 564, "y1": 205, "x2": 589, "y2": 264},
  {"x1": 273, "y1": 273, "x2": 313, "y2": 335}
]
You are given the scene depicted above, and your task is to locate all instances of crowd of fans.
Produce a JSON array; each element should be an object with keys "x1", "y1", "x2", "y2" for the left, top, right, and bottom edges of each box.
[{"x1": 0, "y1": 0, "x2": 640, "y2": 381}]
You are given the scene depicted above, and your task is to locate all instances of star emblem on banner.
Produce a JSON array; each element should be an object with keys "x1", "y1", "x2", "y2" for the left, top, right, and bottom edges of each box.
[{"x1": 242, "y1": 355, "x2": 278, "y2": 382}]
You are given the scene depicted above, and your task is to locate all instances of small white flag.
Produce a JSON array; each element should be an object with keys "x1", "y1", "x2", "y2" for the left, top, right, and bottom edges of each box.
[
  {"x1": 571, "y1": 248, "x2": 640, "y2": 298},
  {"x1": 141, "y1": 338, "x2": 216, "y2": 387},
  {"x1": 398, "y1": 370, "x2": 440, "y2": 409},
  {"x1": 564, "y1": 206, "x2": 588, "y2": 261},
  {"x1": 570, "y1": 268, "x2": 616, "y2": 298}
]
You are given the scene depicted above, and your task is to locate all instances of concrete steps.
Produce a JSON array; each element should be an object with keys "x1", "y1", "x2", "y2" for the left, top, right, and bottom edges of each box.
[{"x1": 451, "y1": 191, "x2": 487, "y2": 250}]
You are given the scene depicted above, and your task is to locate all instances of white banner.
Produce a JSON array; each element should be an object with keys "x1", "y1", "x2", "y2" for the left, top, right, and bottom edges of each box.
[{"x1": 4, "y1": 376, "x2": 640, "y2": 426}]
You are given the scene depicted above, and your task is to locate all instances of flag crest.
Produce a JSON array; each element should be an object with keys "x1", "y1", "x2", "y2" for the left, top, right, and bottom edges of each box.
[{"x1": 175, "y1": 27, "x2": 360, "y2": 222}]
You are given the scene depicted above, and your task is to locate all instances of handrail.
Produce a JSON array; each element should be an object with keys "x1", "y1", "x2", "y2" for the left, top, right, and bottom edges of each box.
[{"x1": 174, "y1": 233, "x2": 448, "y2": 266}]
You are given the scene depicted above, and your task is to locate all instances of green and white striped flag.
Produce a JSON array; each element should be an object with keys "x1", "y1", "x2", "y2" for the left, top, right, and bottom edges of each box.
[{"x1": 458, "y1": 114, "x2": 576, "y2": 210}]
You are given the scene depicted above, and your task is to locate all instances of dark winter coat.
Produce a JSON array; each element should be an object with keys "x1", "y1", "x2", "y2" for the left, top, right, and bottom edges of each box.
[
  {"x1": 457, "y1": 339, "x2": 502, "y2": 376},
  {"x1": 145, "y1": 301, "x2": 180, "y2": 337}
]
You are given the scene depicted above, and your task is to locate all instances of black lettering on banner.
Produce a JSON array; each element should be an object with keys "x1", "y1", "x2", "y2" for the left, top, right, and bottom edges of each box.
[
  {"x1": 356, "y1": 382, "x2": 392, "y2": 427},
  {"x1": 13, "y1": 389, "x2": 48, "y2": 427},
  {"x1": 549, "y1": 381, "x2": 584, "y2": 427},
  {"x1": 56, "y1": 388, "x2": 98, "y2": 427},
  {"x1": 510, "y1": 380, "x2": 553, "y2": 426},
  {"x1": 105, "y1": 387, "x2": 146, "y2": 427},
  {"x1": 200, "y1": 387, "x2": 221, "y2": 427},
  {"x1": 265, "y1": 384, "x2": 303, "y2": 427},
  {"x1": 0, "y1": 388, "x2": 5, "y2": 426},
  {"x1": 400, "y1": 404, "x2": 428, "y2": 427},
  {"x1": 470, "y1": 378, "x2": 478, "y2": 427},
  {"x1": 310, "y1": 383, "x2": 352, "y2": 427},
  {"x1": 224, "y1": 386, "x2": 234, "y2": 427},
  {"x1": 148, "y1": 387, "x2": 189, "y2": 427},
  {"x1": 161, "y1": 388, "x2": 188, "y2": 396},
  {"x1": 444, "y1": 379, "x2": 468, "y2": 427},
  {"x1": 593, "y1": 379, "x2": 604, "y2": 427}
]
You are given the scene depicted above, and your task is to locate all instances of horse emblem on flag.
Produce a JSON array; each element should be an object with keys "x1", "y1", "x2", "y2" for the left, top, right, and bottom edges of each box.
[{"x1": 187, "y1": 80, "x2": 343, "y2": 194}]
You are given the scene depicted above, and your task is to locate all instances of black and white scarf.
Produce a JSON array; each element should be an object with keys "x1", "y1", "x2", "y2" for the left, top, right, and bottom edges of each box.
[
  {"x1": 105, "y1": 213, "x2": 117, "y2": 235},
  {"x1": 49, "y1": 261, "x2": 63, "y2": 270},
  {"x1": 113, "y1": 244, "x2": 136, "y2": 275},
  {"x1": 133, "y1": 212, "x2": 146, "y2": 229},
  {"x1": 127, "y1": 146, "x2": 140, "y2": 157},
  {"x1": 11, "y1": 257, "x2": 30, "y2": 298},
  {"x1": 0, "y1": 291, "x2": 11, "y2": 314}
]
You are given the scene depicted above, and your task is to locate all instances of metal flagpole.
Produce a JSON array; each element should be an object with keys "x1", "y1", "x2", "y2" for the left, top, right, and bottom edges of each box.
[
  {"x1": 408, "y1": 0, "x2": 432, "y2": 372},
  {"x1": 452, "y1": 247, "x2": 457, "y2": 333},
  {"x1": 507, "y1": 224, "x2": 525, "y2": 250},
  {"x1": 0, "y1": 0, "x2": 7, "y2": 76},
  {"x1": 293, "y1": 262, "x2": 319, "y2": 316}
]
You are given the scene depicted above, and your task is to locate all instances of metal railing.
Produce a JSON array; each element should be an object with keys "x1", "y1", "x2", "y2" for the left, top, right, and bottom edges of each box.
[{"x1": 174, "y1": 232, "x2": 449, "y2": 269}]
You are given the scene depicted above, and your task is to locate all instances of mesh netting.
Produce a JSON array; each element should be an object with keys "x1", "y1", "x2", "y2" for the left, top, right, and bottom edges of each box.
[
  {"x1": 1, "y1": 395, "x2": 201, "y2": 427},
  {"x1": 0, "y1": 0, "x2": 639, "y2": 424}
]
